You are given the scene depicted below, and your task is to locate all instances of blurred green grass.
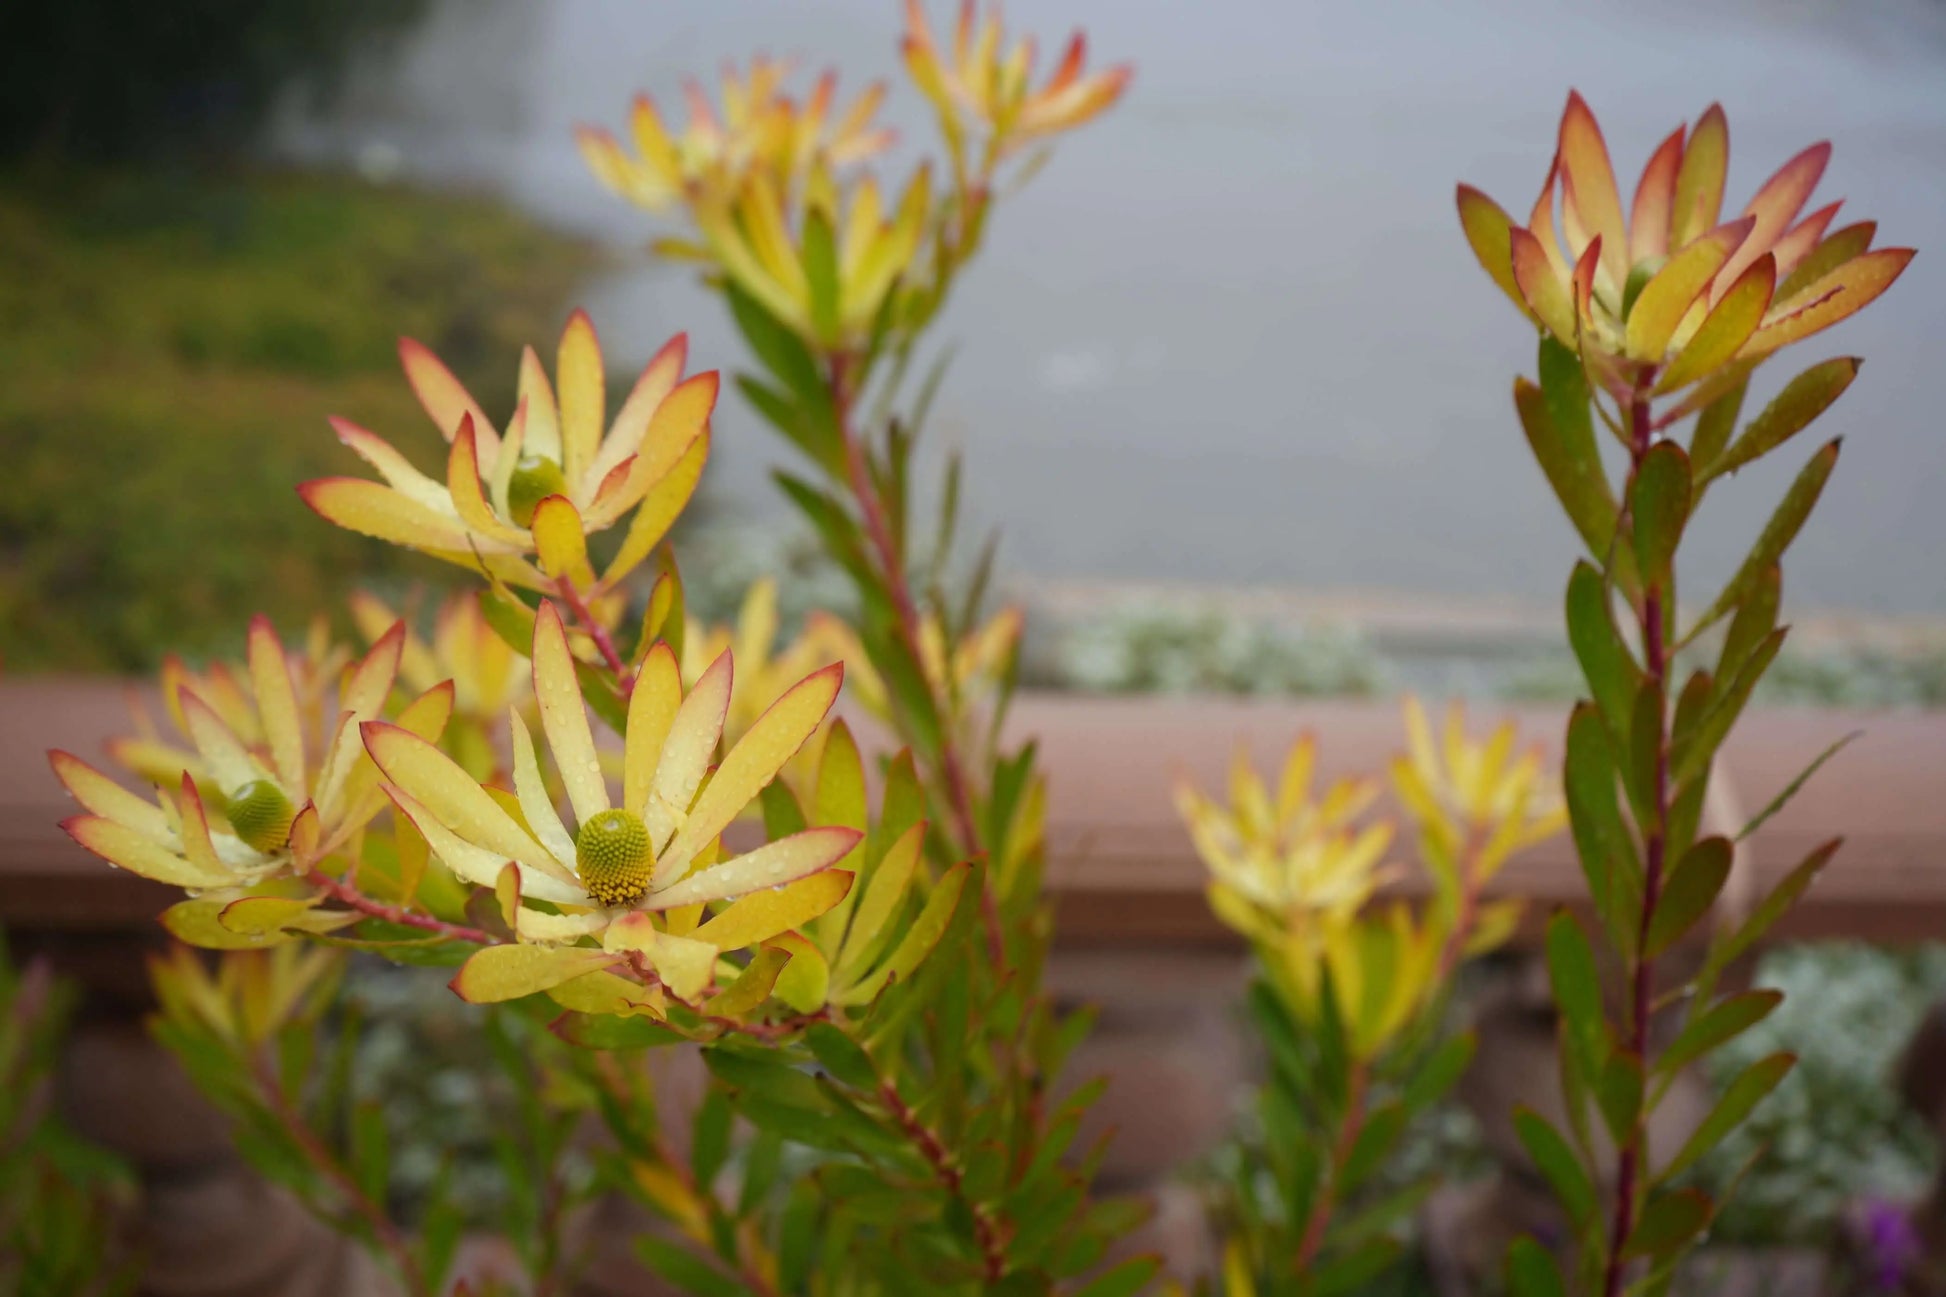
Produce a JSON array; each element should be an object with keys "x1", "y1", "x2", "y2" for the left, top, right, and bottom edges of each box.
[{"x1": 0, "y1": 167, "x2": 599, "y2": 671}]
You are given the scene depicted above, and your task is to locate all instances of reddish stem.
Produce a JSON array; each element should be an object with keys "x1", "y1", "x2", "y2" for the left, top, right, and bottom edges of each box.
[
  {"x1": 1294, "y1": 1061, "x2": 1370, "y2": 1271},
  {"x1": 305, "y1": 868, "x2": 494, "y2": 946},
  {"x1": 555, "y1": 579, "x2": 634, "y2": 697},
  {"x1": 1602, "y1": 382, "x2": 1668, "y2": 1297},
  {"x1": 880, "y1": 1078, "x2": 1009, "y2": 1281}
]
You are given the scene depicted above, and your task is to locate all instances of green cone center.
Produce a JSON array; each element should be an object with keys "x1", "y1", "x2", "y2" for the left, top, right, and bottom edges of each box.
[
  {"x1": 575, "y1": 808, "x2": 652, "y2": 908},
  {"x1": 507, "y1": 454, "x2": 569, "y2": 528},
  {"x1": 227, "y1": 779, "x2": 296, "y2": 853}
]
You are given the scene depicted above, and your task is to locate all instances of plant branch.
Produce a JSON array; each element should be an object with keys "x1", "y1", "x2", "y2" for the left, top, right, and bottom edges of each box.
[
  {"x1": 305, "y1": 868, "x2": 494, "y2": 945},
  {"x1": 1602, "y1": 380, "x2": 1669, "y2": 1297},
  {"x1": 555, "y1": 579, "x2": 634, "y2": 696},
  {"x1": 827, "y1": 354, "x2": 1006, "y2": 965},
  {"x1": 1293, "y1": 1059, "x2": 1371, "y2": 1273},
  {"x1": 879, "y1": 1077, "x2": 1009, "y2": 1282}
]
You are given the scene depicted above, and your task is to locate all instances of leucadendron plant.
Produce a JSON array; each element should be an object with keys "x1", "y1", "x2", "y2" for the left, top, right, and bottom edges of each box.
[
  {"x1": 1179, "y1": 700, "x2": 1564, "y2": 1295},
  {"x1": 51, "y1": 4, "x2": 1144, "y2": 1295},
  {"x1": 1458, "y1": 93, "x2": 1914, "y2": 1294}
]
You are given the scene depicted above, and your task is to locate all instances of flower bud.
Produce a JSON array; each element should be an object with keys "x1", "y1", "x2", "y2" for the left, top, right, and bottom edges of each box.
[{"x1": 226, "y1": 779, "x2": 296, "y2": 853}]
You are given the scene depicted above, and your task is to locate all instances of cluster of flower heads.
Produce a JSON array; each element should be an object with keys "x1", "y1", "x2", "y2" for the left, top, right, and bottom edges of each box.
[
  {"x1": 577, "y1": 1, "x2": 1129, "y2": 352},
  {"x1": 1458, "y1": 92, "x2": 1913, "y2": 402},
  {"x1": 1178, "y1": 699, "x2": 1563, "y2": 1057}
]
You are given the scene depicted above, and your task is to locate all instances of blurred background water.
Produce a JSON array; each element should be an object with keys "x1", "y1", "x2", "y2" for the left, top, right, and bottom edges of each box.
[{"x1": 271, "y1": 0, "x2": 1946, "y2": 615}]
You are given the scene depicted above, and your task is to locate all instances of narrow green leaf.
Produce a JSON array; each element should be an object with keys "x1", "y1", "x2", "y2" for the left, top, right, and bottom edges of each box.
[
  {"x1": 1070, "y1": 1256, "x2": 1162, "y2": 1297},
  {"x1": 1516, "y1": 370, "x2": 1617, "y2": 560},
  {"x1": 1340, "y1": 1101, "x2": 1407, "y2": 1191},
  {"x1": 1594, "y1": 1050, "x2": 1644, "y2": 1145},
  {"x1": 725, "y1": 280, "x2": 826, "y2": 410},
  {"x1": 1688, "y1": 377, "x2": 1748, "y2": 478},
  {"x1": 1671, "y1": 628, "x2": 1786, "y2": 787},
  {"x1": 1505, "y1": 1236, "x2": 1568, "y2": 1297},
  {"x1": 692, "y1": 1087, "x2": 732, "y2": 1189},
  {"x1": 1545, "y1": 912, "x2": 1605, "y2": 1077},
  {"x1": 1629, "y1": 441, "x2": 1691, "y2": 589},
  {"x1": 1313, "y1": 1239, "x2": 1402, "y2": 1297},
  {"x1": 1402, "y1": 1032, "x2": 1476, "y2": 1113},
  {"x1": 1645, "y1": 837, "x2": 1732, "y2": 958},
  {"x1": 1625, "y1": 677, "x2": 1665, "y2": 829},
  {"x1": 1738, "y1": 730, "x2": 1861, "y2": 841},
  {"x1": 802, "y1": 208, "x2": 841, "y2": 342},
  {"x1": 1660, "y1": 1052, "x2": 1794, "y2": 1183},
  {"x1": 1685, "y1": 439, "x2": 1840, "y2": 644},
  {"x1": 1566, "y1": 561, "x2": 1643, "y2": 741},
  {"x1": 1704, "y1": 839, "x2": 1841, "y2": 983},
  {"x1": 1658, "y1": 990, "x2": 1782, "y2": 1078},
  {"x1": 635, "y1": 1237, "x2": 753, "y2": 1297},
  {"x1": 1623, "y1": 1187, "x2": 1713, "y2": 1260},
  {"x1": 1716, "y1": 565, "x2": 1780, "y2": 687},
  {"x1": 736, "y1": 375, "x2": 844, "y2": 478},
  {"x1": 1702, "y1": 357, "x2": 1858, "y2": 483},
  {"x1": 1563, "y1": 703, "x2": 1643, "y2": 949},
  {"x1": 1513, "y1": 1106, "x2": 1597, "y2": 1225},
  {"x1": 804, "y1": 1022, "x2": 878, "y2": 1093}
]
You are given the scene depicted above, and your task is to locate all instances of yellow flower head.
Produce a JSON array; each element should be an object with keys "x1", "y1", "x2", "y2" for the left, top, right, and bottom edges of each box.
[
  {"x1": 1391, "y1": 697, "x2": 1566, "y2": 883},
  {"x1": 54, "y1": 618, "x2": 452, "y2": 893},
  {"x1": 1176, "y1": 736, "x2": 1395, "y2": 941},
  {"x1": 149, "y1": 943, "x2": 341, "y2": 1049},
  {"x1": 902, "y1": 0, "x2": 1132, "y2": 158},
  {"x1": 301, "y1": 313, "x2": 715, "y2": 596},
  {"x1": 366, "y1": 603, "x2": 858, "y2": 999},
  {"x1": 691, "y1": 157, "x2": 933, "y2": 350},
  {"x1": 577, "y1": 58, "x2": 894, "y2": 214},
  {"x1": 1458, "y1": 92, "x2": 1913, "y2": 397}
]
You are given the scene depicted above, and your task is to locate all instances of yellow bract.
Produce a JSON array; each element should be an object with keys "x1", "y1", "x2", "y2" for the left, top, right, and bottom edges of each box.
[
  {"x1": 300, "y1": 315, "x2": 715, "y2": 595},
  {"x1": 148, "y1": 943, "x2": 342, "y2": 1049},
  {"x1": 1457, "y1": 92, "x2": 1913, "y2": 388}
]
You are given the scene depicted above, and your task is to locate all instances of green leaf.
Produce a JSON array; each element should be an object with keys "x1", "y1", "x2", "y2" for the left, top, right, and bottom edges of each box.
[
  {"x1": 725, "y1": 280, "x2": 826, "y2": 410},
  {"x1": 1402, "y1": 1032, "x2": 1476, "y2": 1113},
  {"x1": 635, "y1": 1237, "x2": 753, "y2": 1297},
  {"x1": 1623, "y1": 1187, "x2": 1713, "y2": 1261},
  {"x1": 1593, "y1": 1050, "x2": 1644, "y2": 1145},
  {"x1": 759, "y1": 780, "x2": 806, "y2": 840},
  {"x1": 1566, "y1": 561, "x2": 1643, "y2": 741},
  {"x1": 1545, "y1": 912, "x2": 1605, "y2": 1077},
  {"x1": 479, "y1": 583, "x2": 537, "y2": 659},
  {"x1": 804, "y1": 1022, "x2": 878, "y2": 1093},
  {"x1": 1513, "y1": 1106, "x2": 1597, "y2": 1225},
  {"x1": 1738, "y1": 730, "x2": 1861, "y2": 841},
  {"x1": 1505, "y1": 1236, "x2": 1567, "y2": 1297},
  {"x1": 736, "y1": 375, "x2": 844, "y2": 478},
  {"x1": 349, "y1": 1102, "x2": 389, "y2": 1205},
  {"x1": 1313, "y1": 1239, "x2": 1402, "y2": 1297},
  {"x1": 1703, "y1": 839, "x2": 1841, "y2": 986},
  {"x1": 1716, "y1": 565, "x2": 1780, "y2": 688},
  {"x1": 1671, "y1": 628, "x2": 1786, "y2": 787},
  {"x1": 1685, "y1": 439, "x2": 1840, "y2": 644},
  {"x1": 1516, "y1": 365, "x2": 1617, "y2": 560},
  {"x1": 550, "y1": 1012, "x2": 683, "y2": 1050},
  {"x1": 1658, "y1": 990, "x2": 1782, "y2": 1078},
  {"x1": 1645, "y1": 837, "x2": 1731, "y2": 958},
  {"x1": 692, "y1": 1087, "x2": 732, "y2": 1189},
  {"x1": 1661, "y1": 1052, "x2": 1794, "y2": 1183},
  {"x1": 1688, "y1": 375, "x2": 1748, "y2": 475},
  {"x1": 1340, "y1": 1101, "x2": 1407, "y2": 1192},
  {"x1": 772, "y1": 471, "x2": 871, "y2": 584},
  {"x1": 1702, "y1": 357, "x2": 1858, "y2": 484},
  {"x1": 1629, "y1": 441, "x2": 1691, "y2": 590},
  {"x1": 1624, "y1": 677, "x2": 1665, "y2": 828},
  {"x1": 1070, "y1": 1256, "x2": 1162, "y2": 1297},
  {"x1": 802, "y1": 207, "x2": 841, "y2": 343},
  {"x1": 1563, "y1": 704, "x2": 1642, "y2": 948}
]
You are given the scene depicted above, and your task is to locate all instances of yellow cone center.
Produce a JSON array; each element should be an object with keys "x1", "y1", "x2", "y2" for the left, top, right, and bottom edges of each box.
[
  {"x1": 508, "y1": 454, "x2": 569, "y2": 528},
  {"x1": 575, "y1": 808, "x2": 652, "y2": 908},
  {"x1": 227, "y1": 779, "x2": 296, "y2": 853}
]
